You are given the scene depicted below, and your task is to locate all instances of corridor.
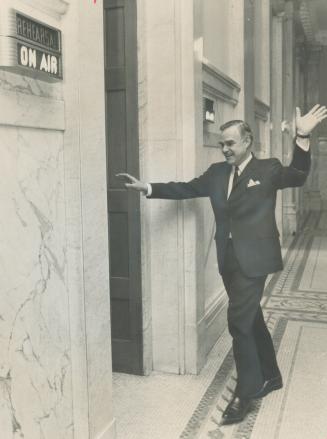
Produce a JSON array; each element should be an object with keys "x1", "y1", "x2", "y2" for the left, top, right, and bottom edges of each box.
[{"x1": 113, "y1": 210, "x2": 327, "y2": 439}]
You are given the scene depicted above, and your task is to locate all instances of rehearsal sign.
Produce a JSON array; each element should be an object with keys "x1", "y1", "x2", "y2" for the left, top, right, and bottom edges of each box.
[{"x1": 0, "y1": 10, "x2": 63, "y2": 81}]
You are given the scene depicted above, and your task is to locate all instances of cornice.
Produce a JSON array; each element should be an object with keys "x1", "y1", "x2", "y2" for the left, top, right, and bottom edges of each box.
[
  {"x1": 202, "y1": 60, "x2": 240, "y2": 106},
  {"x1": 255, "y1": 98, "x2": 270, "y2": 122},
  {"x1": 20, "y1": 0, "x2": 70, "y2": 19}
]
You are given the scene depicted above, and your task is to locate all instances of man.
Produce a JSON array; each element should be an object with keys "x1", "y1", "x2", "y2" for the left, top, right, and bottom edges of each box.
[{"x1": 117, "y1": 105, "x2": 327, "y2": 425}]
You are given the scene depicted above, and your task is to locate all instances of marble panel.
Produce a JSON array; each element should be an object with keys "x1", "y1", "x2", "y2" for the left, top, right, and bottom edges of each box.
[
  {"x1": 149, "y1": 197, "x2": 182, "y2": 373},
  {"x1": 254, "y1": 0, "x2": 271, "y2": 104},
  {"x1": 145, "y1": 0, "x2": 178, "y2": 140},
  {"x1": 203, "y1": 0, "x2": 244, "y2": 85},
  {"x1": 0, "y1": 126, "x2": 72, "y2": 438},
  {"x1": 203, "y1": 0, "x2": 230, "y2": 75},
  {"x1": 0, "y1": 70, "x2": 62, "y2": 100},
  {"x1": 0, "y1": 87, "x2": 65, "y2": 131}
]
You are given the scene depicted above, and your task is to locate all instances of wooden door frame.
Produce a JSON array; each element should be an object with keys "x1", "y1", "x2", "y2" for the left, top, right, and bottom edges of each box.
[{"x1": 104, "y1": 0, "x2": 144, "y2": 375}]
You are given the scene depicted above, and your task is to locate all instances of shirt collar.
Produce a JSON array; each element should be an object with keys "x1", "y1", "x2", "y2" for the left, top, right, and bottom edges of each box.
[{"x1": 234, "y1": 153, "x2": 253, "y2": 174}]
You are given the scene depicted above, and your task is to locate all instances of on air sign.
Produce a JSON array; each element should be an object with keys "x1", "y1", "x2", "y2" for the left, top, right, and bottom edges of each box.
[
  {"x1": 0, "y1": 9, "x2": 63, "y2": 81},
  {"x1": 18, "y1": 43, "x2": 60, "y2": 77}
]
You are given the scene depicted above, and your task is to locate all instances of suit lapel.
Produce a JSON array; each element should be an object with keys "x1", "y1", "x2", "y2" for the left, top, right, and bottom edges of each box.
[
  {"x1": 222, "y1": 163, "x2": 231, "y2": 199},
  {"x1": 210, "y1": 162, "x2": 230, "y2": 201}
]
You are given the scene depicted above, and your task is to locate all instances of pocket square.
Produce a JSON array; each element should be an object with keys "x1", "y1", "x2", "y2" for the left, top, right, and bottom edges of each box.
[{"x1": 247, "y1": 178, "x2": 261, "y2": 187}]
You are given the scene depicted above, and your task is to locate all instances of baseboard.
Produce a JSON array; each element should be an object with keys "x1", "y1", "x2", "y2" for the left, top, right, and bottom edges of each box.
[{"x1": 198, "y1": 293, "x2": 228, "y2": 371}]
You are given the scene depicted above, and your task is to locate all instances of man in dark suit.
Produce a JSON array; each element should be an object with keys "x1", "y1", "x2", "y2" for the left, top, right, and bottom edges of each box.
[{"x1": 117, "y1": 105, "x2": 327, "y2": 425}]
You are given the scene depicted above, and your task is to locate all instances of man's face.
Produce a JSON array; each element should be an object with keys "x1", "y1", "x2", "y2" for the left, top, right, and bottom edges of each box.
[{"x1": 219, "y1": 125, "x2": 251, "y2": 166}]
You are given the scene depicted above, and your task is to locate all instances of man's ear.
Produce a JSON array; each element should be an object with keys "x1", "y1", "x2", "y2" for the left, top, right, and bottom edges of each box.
[{"x1": 244, "y1": 135, "x2": 252, "y2": 149}]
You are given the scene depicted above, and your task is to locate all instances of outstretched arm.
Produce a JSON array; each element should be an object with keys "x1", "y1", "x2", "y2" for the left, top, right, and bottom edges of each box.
[{"x1": 116, "y1": 166, "x2": 214, "y2": 200}]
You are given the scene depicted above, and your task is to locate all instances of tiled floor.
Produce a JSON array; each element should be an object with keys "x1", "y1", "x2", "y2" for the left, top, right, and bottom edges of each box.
[
  {"x1": 113, "y1": 330, "x2": 233, "y2": 439},
  {"x1": 113, "y1": 211, "x2": 327, "y2": 439}
]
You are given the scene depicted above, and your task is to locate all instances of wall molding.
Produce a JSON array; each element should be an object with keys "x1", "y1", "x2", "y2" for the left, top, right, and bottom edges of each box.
[
  {"x1": 202, "y1": 60, "x2": 240, "y2": 106},
  {"x1": 20, "y1": 0, "x2": 70, "y2": 19},
  {"x1": 255, "y1": 97, "x2": 270, "y2": 121},
  {"x1": 203, "y1": 292, "x2": 228, "y2": 329},
  {"x1": 0, "y1": 88, "x2": 65, "y2": 131},
  {"x1": 198, "y1": 291, "x2": 228, "y2": 368}
]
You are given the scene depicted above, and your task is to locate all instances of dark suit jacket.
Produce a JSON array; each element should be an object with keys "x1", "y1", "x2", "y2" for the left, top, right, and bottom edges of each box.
[{"x1": 148, "y1": 142, "x2": 310, "y2": 277}]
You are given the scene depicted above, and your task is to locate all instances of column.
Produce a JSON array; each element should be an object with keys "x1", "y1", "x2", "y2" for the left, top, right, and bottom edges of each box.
[
  {"x1": 294, "y1": 44, "x2": 306, "y2": 225},
  {"x1": 271, "y1": 12, "x2": 284, "y2": 240},
  {"x1": 139, "y1": 0, "x2": 200, "y2": 374},
  {"x1": 244, "y1": 0, "x2": 255, "y2": 128},
  {"x1": 305, "y1": 47, "x2": 323, "y2": 210},
  {"x1": 63, "y1": 0, "x2": 116, "y2": 437},
  {"x1": 282, "y1": 0, "x2": 297, "y2": 239},
  {"x1": 317, "y1": 48, "x2": 327, "y2": 210}
]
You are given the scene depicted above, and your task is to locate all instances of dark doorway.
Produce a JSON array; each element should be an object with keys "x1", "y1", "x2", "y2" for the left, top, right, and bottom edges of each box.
[{"x1": 104, "y1": 0, "x2": 143, "y2": 374}]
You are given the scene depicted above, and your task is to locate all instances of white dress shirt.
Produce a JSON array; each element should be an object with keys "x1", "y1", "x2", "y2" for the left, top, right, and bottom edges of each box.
[{"x1": 227, "y1": 153, "x2": 253, "y2": 199}]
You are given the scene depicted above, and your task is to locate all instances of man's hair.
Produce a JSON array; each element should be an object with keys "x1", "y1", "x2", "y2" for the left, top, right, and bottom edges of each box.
[{"x1": 220, "y1": 120, "x2": 254, "y2": 146}]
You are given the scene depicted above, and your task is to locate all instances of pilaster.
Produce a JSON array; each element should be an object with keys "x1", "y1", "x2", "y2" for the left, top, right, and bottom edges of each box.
[
  {"x1": 306, "y1": 47, "x2": 323, "y2": 211},
  {"x1": 271, "y1": 12, "x2": 284, "y2": 239},
  {"x1": 244, "y1": 0, "x2": 255, "y2": 129},
  {"x1": 282, "y1": 0, "x2": 297, "y2": 238}
]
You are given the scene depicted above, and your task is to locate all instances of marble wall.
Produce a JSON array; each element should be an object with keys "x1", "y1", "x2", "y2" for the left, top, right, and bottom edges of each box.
[
  {"x1": 138, "y1": 0, "x2": 193, "y2": 374},
  {"x1": 64, "y1": 1, "x2": 115, "y2": 437},
  {"x1": 0, "y1": 75, "x2": 72, "y2": 439},
  {"x1": 0, "y1": 7, "x2": 70, "y2": 434},
  {"x1": 0, "y1": 1, "x2": 115, "y2": 438},
  {"x1": 203, "y1": 0, "x2": 244, "y2": 84},
  {"x1": 138, "y1": 0, "x2": 246, "y2": 374}
]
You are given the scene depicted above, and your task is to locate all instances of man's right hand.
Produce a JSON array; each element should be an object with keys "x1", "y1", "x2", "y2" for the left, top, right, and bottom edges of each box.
[{"x1": 116, "y1": 173, "x2": 148, "y2": 194}]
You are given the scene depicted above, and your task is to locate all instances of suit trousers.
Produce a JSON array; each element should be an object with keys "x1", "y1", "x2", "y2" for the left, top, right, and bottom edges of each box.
[{"x1": 221, "y1": 239, "x2": 280, "y2": 399}]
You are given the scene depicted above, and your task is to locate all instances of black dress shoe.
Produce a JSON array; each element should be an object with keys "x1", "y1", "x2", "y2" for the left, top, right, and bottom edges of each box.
[
  {"x1": 252, "y1": 375, "x2": 283, "y2": 399},
  {"x1": 221, "y1": 396, "x2": 252, "y2": 425}
]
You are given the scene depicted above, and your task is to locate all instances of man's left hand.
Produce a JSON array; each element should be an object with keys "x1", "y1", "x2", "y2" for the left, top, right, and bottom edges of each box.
[{"x1": 296, "y1": 104, "x2": 327, "y2": 136}]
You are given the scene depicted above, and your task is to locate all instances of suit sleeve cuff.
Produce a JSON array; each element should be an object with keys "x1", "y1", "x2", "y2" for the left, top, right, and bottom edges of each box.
[
  {"x1": 296, "y1": 137, "x2": 310, "y2": 152},
  {"x1": 291, "y1": 140, "x2": 311, "y2": 172},
  {"x1": 146, "y1": 183, "x2": 152, "y2": 197}
]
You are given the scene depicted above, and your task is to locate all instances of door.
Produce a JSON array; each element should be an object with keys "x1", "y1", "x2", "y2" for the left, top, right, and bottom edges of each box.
[{"x1": 104, "y1": 0, "x2": 143, "y2": 374}]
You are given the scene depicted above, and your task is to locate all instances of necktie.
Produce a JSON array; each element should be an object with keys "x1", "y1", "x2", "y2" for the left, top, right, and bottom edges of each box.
[{"x1": 232, "y1": 166, "x2": 239, "y2": 191}]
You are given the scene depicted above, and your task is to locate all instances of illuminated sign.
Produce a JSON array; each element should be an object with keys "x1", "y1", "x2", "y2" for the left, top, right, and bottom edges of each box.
[
  {"x1": 0, "y1": 10, "x2": 62, "y2": 81},
  {"x1": 17, "y1": 42, "x2": 61, "y2": 77}
]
